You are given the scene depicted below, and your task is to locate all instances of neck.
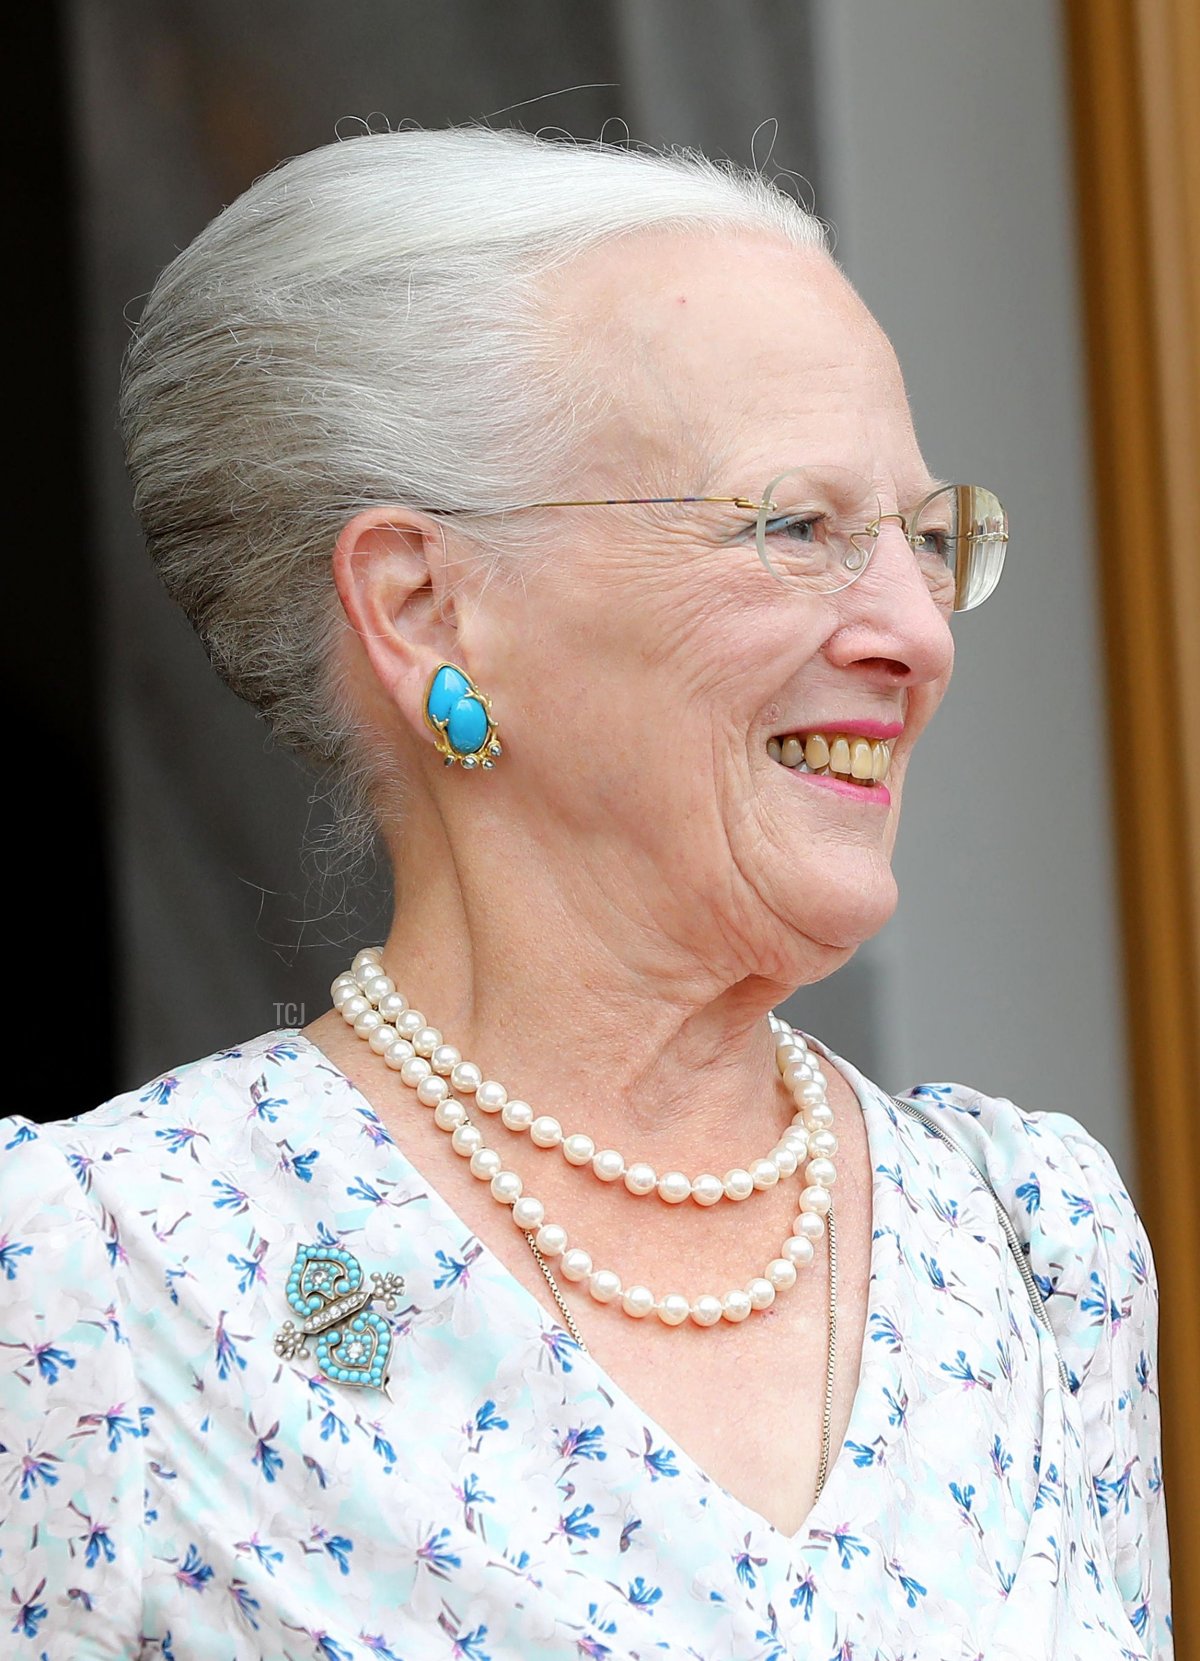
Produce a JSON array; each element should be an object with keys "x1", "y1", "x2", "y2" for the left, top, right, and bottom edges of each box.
[{"x1": 371, "y1": 790, "x2": 838, "y2": 1163}]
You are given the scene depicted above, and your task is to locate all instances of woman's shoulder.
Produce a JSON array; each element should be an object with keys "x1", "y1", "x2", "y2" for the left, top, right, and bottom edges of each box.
[{"x1": 894, "y1": 1078, "x2": 1155, "y2": 1395}]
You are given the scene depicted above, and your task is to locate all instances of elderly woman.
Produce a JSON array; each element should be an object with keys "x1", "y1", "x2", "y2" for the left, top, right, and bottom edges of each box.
[{"x1": 0, "y1": 128, "x2": 1169, "y2": 1659}]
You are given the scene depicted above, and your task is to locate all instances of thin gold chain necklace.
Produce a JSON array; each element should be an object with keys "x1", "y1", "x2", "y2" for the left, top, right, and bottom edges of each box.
[{"x1": 524, "y1": 1201, "x2": 839, "y2": 1502}]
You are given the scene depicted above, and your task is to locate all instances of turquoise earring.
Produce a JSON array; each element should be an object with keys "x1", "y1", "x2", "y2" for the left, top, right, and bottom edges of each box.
[{"x1": 424, "y1": 663, "x2": 502, "y2": 770}]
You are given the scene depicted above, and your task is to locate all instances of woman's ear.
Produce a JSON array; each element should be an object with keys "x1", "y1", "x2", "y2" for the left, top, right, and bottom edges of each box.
[{"x1": 331, "y1": 505, "x2": 459, "y2": 738}]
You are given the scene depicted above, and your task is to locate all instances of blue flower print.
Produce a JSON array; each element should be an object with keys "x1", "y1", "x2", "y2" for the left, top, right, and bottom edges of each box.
[
  {"x1": 251, "y1": 1417, "x2": 284, "y2": 1484},
  {"x1": 77, "y1": 1404, "x2": 142, "y2": 1453},
  {"x1": 83, "y1": 1519, "x2": 117, "y2": 1568},
  {"x1": 9, "y1": 1577, "x2": 48, "y2": 1639},
  {"x1": 3, "y1": 1121, "x2": 36, "y2": 1150},
  {"x1": 558, "y1": 1424, "x2": 607, "y2": 1465},
  {"x1": 540, "y1": 1326, "x2": 582, "y2": 1372},
  {"x1": 868, "y1": 1311, "x2": 904, "y2": 1352},
  {"x1": 229, "y1": 1580, "x2": 261, "y2": 1629},
  {"x1": 141, "y1": 1075, "x2": 181, "y2": 1106},
  {"x1": 734, "y1": 1538, "x2": 768, "y2": 1587},
  {"x1": 211, "y1": 1177, "x2": 250, "y2": 1212},
  {"x1": 154, "y1": 1122, "x2": 206, "y2": 1156},
  {"x1": 415, "y1": 1527, "x2": 461, "y2": 1576},
  {"x1": 990, "y1": 1435, "x2": 1013, "y2": 1478},
  {"x1": 1015, "y1": 1175, "x2": 1042, "y2": 1214},
  {"x1": 626, "y1": 1575, "x2": 663, "y2": 1610},
  {"x1": 359, "y1": 1635, "x2": 405, "y2": 1661},
  {"x1": 790, "y1": 1570, "x2": 817, "y2": 1619},
  {"x1": 811, "y1": 1526, "x2": 871, "y2": 1570},
  {"x1": 235, "y1": 1534, "x2": 285, "y2": 1577},
  {"x1": 0, "y1": 1234, "x2": 33, "y2": 1280},
  {"x1": 1062, "y1": 1189, "x2": 1095, "y2": 1225},
  {"x1": 557, "y1": 1503, "x2": 601, "y2": 1544},
  {"x1": 939, "y1": 1349, "x2": 995, "y2": 1390},
  {"x1": 887, "y1": 1560, "x2": 927, "y2": 1608},
  {"x1": 439, "y1": 1615, "x2": 491, "y2": 1661},
  {"x1": 844, "y1": 1437, "x2": 886, "y2": 1467},
  {"x1": 174, "y1": 1543, "x2": 214, "y2": 1590},
  {"x1": 213, "y1": 1312, "x2": 248, "y2": 1379},
  {"x1": 639, "y1": 1428, "x2": 680, "y2": 1481}
]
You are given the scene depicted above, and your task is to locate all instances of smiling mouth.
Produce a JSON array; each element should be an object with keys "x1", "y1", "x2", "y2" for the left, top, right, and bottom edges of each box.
[{"x1": 766, "y1": 731, "x2": 894, "y2": 788}]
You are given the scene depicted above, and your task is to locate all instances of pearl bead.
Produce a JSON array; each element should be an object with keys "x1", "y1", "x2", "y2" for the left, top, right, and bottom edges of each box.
[
  {"x1": 417, "y1": 1075, "x2": 451, "y2": 1107},
  {"x1": 450, "y1": 1061, "x2": 483, "y2": 1094},
  {"x1": 809, "y1": 1068, "x2": 828, "y2": 1091},
  {"x1": 588, "y1": 1269, "x2": 622, "y2": 1304},
  {"x1": 377, "y1": 991, "x2": 408, "y2": 1022},
  {"x1": 331, "y1": 982, "x2": 359, "y2": 1009},
  {"x1": 475, "y1": 1081, "x2": 507, "y2": 1113},
  {"x1": 747, "y1": 1277, "x2": 776, "y2": 1311},
  {"x1": 530, "y1": 1116, "x2": 563, "y2": 1148},
  {"x1": 657, "y1": 1170, "x2": 691, "y2": 1205},
  {"x1": 722, "y1": 1289, "x2": 753, "y2": 1323},
  {"x1": 783, "y1": 1060, "x2": 814, "y2": 1090},
  {"x1": 799, "y1": 1185, "x2": 832, "y2": 1216},
  {"x1": 384, "y1": 1039, "x2": 415, "y2": 1069},
  {"x1": 367, "y1": 1024, "x2": 395, "y2": 1055},
  {"x1": 723, "y1": 1168, "x2": 755, "y2": 1201},
  {"x1": 796, "y1": 1211, "x2": 825, "y2": 1241},
  {"x1": 621, "y1": 1285, "x2": 655, "y2": 1319},
  {"x1": 340, "y1": 994, "x2": 369, "y2": 1022},
  {"x1": 765, "y1": 1258, "x2": 798, "y2": 1291},
  {"x1": 624, "y1": 1162, "x2": 658, "y2": 1196},
  {"x1": 433, "y1": 1099, "x2": 467, "y2": 1131},
  {"x1": 501, "y1": 1100, "x2": 534, "y2": 1133},
  {"x1": 356, "y1": 965, "x2": 385, "y2": 991},
  {"x1": 331, "y1": 971, "x2": 357, "y2": 997},
  {"x1": 691, "y1": 1173, "x2": 723, "y2": 1207},
  {"x1": 806, "y1": 1101, "x2": 835, "y2": 1129},
  {"x1": 750, "y1": 1158, "x2": 780, "y2": 1190},
  {"x1": 395, "y1": 1009, "x2": 425, "y2": 1038},
  {"x1": 430, "y1": 1044, "x2": 461, "y2": 1076},
  {"x1": 689, "y1": 1295, "x2": 724, "y2": 1327},
  {"x1": 782, "y1": 1234, "x2": 815, "y2": 1267},
  {"x1": 399, "y1": 1056, "x2": 431, "y2": 1087},
  {"x1": 351, "y1": 946, "x2": 381, "y2": 972},
  {"x1": 512, "y1": 1196, "x2": 546, "y2": 1230},
  {"x1": 806, "y1": 1157, "x2": 837, "y2": 1188},
  {"x1": 772, "y1": 1147, "x2": 799, "y2": 1177},
  {"x1": 592, "y1": 1149, "x2": 625, "y2": 1183},
  {"x1": 796, "y1": 1080, "x2": 825, "y2": 1107},
  {"x1": 365, "y1": 973, "x2": 395, "y2": 1000},
  {"x1": 353, "y1": 1011, "x2": 384, "y2": 1040},
  {"x1": 489, "y1": 1170, "x2": 522, "y2": 1205},
  {"x1": 450, "y1": 1123, "x2": 483, "y2": 1157},
  {"x1": 559, "y1": 1248, "x2": 592, "y2": 1282},
  {"x1": 535, "y1": 1223, "x2": 568, "y2": 1257},
  {"x1": 562, "y1": 1134, "x2": 596, "y2": 1166},
  {"x1": 657, "y1": 1293, "x2": 691, "y2": 1326},
  {"x1": 469, "y1": 1148, "x2": 502, "y2": 1181},
  {"x1": 810, "y1": 1129, "x2": 839, "y2": 1157}
]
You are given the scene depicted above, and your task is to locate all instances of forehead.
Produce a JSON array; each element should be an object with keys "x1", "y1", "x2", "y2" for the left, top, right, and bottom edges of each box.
[{"x1": 551, "y1": 230, "x2": 931, "y2": 496}]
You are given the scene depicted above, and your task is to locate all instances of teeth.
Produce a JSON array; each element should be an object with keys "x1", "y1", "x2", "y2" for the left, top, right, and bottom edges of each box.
[{"x1": 768, "y1": 730, "x2": 894, "y2": 786}]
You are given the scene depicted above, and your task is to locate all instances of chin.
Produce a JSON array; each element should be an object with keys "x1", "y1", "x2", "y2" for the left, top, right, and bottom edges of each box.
[{"x1": 781, "y1": 850, "x2": 899, "y2": 957}]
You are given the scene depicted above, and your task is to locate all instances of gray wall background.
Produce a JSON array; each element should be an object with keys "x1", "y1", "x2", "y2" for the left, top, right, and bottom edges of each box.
[{"x1": 68, "y1": 1, "x2": 1133, "y2": 1187}]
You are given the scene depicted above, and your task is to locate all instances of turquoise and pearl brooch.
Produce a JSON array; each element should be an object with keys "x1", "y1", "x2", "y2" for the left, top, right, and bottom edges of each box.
[
  {"x1": 424, "y1": 662, "x2": 503, "y2": 770},
  {"x1": 274, "y1": 1244, "x2": 404, "y2": 1389}
]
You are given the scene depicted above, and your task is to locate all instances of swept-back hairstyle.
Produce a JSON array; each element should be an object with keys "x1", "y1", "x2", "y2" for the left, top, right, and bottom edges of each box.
[{"x1": 119, "y1": 125, "x2": 825, "y2": 854}]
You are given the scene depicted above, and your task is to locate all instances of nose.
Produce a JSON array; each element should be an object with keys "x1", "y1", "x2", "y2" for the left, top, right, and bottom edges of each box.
[{"x1": 823, "y1": 521, "x2": 955, "y2": 687}]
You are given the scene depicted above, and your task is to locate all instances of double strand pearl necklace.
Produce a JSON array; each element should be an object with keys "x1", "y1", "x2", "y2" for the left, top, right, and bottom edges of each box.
[{"x1": 333, "y1": 948, "x2": 840, "y2": 1330}]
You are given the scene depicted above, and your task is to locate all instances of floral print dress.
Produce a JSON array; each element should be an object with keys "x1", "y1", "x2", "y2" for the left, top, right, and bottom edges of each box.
[{"x1": 0, "y1": 1030, "x2": 1171, "y2": 1659}]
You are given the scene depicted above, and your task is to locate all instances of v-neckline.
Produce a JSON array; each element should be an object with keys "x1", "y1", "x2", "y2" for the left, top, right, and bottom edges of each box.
[{"x1": 284, "y1": 1028, "x2": 904, "y2": 1549}]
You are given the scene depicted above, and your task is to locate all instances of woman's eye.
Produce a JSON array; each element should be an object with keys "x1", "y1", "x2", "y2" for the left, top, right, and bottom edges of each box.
[
  {"x1": 913, "y1": 528, "x2": 950, "y2": 562},
  {"x1": 763, "y1": 513, "x2": 821, "y2": 543}
]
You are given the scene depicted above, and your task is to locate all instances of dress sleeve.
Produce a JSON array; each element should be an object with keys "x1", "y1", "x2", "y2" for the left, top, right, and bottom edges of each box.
[
  {"x1": 0, "y1": 1120, "x2": 145, "y2": 1656},
  {"x1": 1038, "y1": 1113, "x2": 1173, "y2": 1660}
]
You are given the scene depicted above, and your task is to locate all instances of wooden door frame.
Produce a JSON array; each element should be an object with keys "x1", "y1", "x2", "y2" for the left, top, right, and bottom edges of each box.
[{"x1": 1063, "y1": 0, "x2": 1200, "y2": 1648}]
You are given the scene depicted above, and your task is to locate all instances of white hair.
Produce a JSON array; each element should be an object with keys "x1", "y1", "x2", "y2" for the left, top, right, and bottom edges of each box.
[{"x1": 119, "y1": 124, "x2": 826, "y2": 871}]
